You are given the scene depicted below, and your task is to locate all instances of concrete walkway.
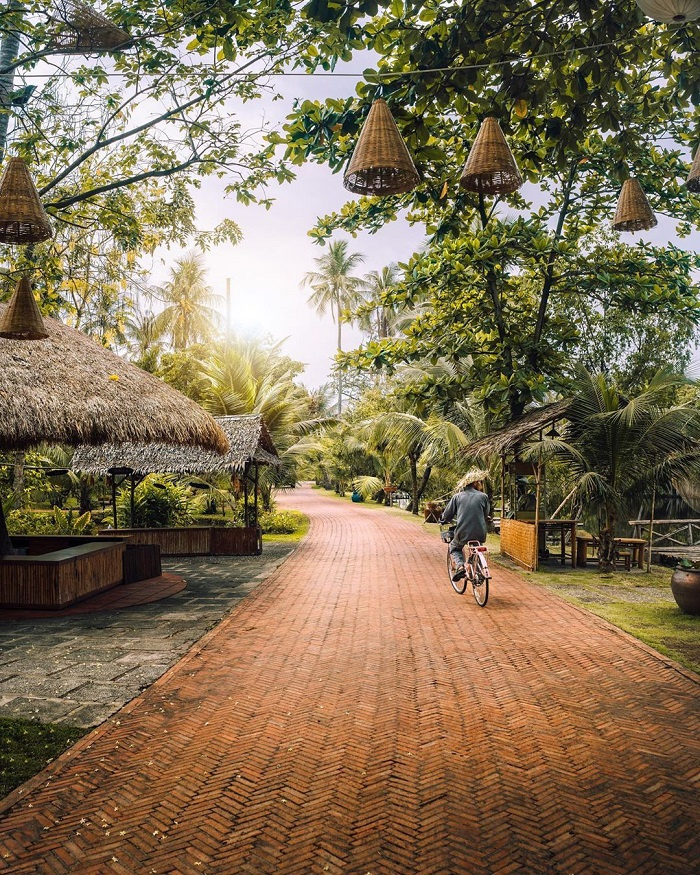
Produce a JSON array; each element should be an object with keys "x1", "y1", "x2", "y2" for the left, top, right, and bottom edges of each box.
[
  {"x1": 0, "y1": 484, "x2": 698, "y2": 874},
  {"x1": 0, "y1": 545, "x2": 294, "y2": 728}
]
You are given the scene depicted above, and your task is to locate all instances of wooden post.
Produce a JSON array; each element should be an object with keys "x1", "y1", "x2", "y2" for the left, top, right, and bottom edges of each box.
[
  {"x1": 111, "y1": 475, "x2": 117, "y2": 528},
  {"x1": 646, "y1": 480, "x2": 656, "y2": 574},
  {"x1": 243, "y1": 461, "x2": 250, "y2": 528},
  {"x1": 534, "y1": 455, "x2": 542, "y2": 572},
  {"x1": 254, "y1": 462, "x2": 259, "y2": 526},
  {"x1": 500, "y1": 453, "x2": 506, "y2": 520}
]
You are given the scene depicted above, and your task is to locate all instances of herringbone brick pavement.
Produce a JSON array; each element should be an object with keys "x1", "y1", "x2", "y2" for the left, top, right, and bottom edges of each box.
[{"x1": 0, "y1": 484, "x2": 698, "y2": 874}]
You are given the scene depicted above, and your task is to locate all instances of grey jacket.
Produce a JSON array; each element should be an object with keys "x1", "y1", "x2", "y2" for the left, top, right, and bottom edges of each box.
[{"x1": 440, "y1": 487, "x2": 490, "y2": 545}]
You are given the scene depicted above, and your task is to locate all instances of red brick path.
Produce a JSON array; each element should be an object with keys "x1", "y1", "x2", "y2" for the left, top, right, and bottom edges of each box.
[{"x1": 0, "y1": 485, "x2": 698, "y2": 874}]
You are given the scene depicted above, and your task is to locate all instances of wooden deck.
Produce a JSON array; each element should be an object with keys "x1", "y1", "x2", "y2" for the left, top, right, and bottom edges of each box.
[
  {"x1": 101, "y1": 526, "x2": 262, "y2": 557},
  {"x1": 0, "y1": 540, "x2": 125, "y2": 609}
]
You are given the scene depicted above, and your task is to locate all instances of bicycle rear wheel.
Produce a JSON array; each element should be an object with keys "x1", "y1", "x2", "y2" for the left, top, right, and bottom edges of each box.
[
  {"x1": 448, "y1": 550, "x2": 468, "y2": 594},
  {"x1": 471, "y1": 569, "x2": 489, "y2": 606}
]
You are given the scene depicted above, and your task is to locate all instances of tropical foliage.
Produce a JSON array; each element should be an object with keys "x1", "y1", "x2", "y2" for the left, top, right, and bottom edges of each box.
[{"x1": 531, "y1": 370, "x2": 700, "y2": 570}]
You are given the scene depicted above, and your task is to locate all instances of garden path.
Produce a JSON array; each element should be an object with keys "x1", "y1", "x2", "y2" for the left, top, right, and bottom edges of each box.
[{"x1": 0, "y1": 483, "x2": 698, "y2": 873}]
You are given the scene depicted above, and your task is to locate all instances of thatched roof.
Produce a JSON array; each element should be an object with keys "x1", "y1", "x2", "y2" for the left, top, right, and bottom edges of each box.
[
  {"x1": 463, "y1": 399, "x2": 573, "y2": 460},
  {"x1": 0, "y1": 303, "x2": 228, "y2": 453},
  {"x1": 71, "y1": 414, "x2": 280, "y2": 476}
]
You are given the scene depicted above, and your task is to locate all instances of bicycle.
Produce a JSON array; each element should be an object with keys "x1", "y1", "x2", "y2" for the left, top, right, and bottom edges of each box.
[{"x1": 440, "y1": 525, "x2": 491, "y2": 606}]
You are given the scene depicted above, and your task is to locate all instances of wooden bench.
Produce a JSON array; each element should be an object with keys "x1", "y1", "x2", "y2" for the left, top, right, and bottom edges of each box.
[
  {"x1": 0, "y1": 541, "x2": 126, "y2": 609},
  {"x1": 576, "y1": 536, "x2": 646, "y2": 569}
]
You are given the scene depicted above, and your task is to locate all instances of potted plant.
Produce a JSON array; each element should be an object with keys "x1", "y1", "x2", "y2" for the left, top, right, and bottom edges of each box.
[
  {"x1": 423, "y1": 500, "x2": 443, "y2": 523},
  {"x1": 671, "y1": 559, "x2": 700, "y2": 615}
]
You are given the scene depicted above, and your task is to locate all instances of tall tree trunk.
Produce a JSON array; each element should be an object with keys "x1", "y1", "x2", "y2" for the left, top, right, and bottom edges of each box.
[
  {"x1": 413, "y1": 464, "x2": 433, "y2": 515},
  {"x1": 0, "y1": 2, "x2": 21, "y2": 161},
  {"x1": 0, "y1": 502, "x2": 14, "y2": 556},
  {"x1": 79, "y1": 476, "x2": 93, "y2": 515},
  {"x1": 336, "y1": 316, "x2": 343, "y2": 415},
  {"x1": 409, "y1": 453, "x2": 419, "y2": 514},
  {"x1": 598, "y1": 505, "x2": 616, "y2": 572},
  {"x1": 12, "y1": 451, "x2": 25, "y2": 505}
]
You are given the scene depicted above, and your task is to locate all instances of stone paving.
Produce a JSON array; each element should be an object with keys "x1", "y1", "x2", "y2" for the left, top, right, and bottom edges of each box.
[
  {"x1": 0, "y1": 544, "x2": 294, "y2": 728},
  {"x1": 0, "y1": 486, "x2": 698, "y2": 874}
]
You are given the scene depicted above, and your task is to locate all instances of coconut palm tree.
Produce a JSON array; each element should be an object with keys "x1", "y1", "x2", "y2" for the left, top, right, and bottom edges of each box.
[
  {"x1": 198, "y1": 336, "x2": 334, "y2": 502},
  {"x1": 301, "y1": 239, "x2": 365, "y2": 414},
  {"x1": 357, "y1": 264, "x2": 401, "y2": 341},
  {"x1": 153, "y1": 251, "x2": 222, "y2": 350},
  {"x1": 124, "y1": 309, "x2": 164, "y2": 371},
  {"x1": 539, "y1": 368, "x2": 700, "y2": 571}
]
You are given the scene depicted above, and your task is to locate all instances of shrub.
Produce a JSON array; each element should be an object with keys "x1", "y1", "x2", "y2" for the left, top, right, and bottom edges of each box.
[
  {"x1": 258, "y1": 509, "x2": 304, "y2": 534},
  {"x1": 107, "y1": 477, "x2": 198, "y2": 528},
  {"x1": 8, "y1": 507, "x2": 94, "y2": 535}
]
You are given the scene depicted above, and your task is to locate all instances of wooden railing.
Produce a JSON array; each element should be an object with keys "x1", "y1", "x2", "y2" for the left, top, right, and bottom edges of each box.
[{"x1": 629, "y1": 519, "x2": 700, "y2": 552}]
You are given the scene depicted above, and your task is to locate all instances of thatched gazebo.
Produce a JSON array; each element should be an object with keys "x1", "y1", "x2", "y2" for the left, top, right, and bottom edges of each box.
[
  {"x1": 463, "y1": 399, "x2": 573, "y2": 570},
  {"x1": 0, "y1": 300, "x2": 228, "y2": 559},
  {"x1": 71, "y1": 414, "x2": 281, "y2": 556}
]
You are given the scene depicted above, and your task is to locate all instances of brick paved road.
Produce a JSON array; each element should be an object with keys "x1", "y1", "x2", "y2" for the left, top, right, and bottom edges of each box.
[{"x1": 0, "y1": 484, "x2": 698, "y2": 874}]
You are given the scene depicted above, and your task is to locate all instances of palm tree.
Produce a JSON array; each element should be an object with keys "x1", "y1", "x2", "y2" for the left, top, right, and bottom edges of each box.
[
  {"x1": 357, "y1": 264, "x2": 401, "y2": 341},
  {"x1": 124, "y1": 309, "x2": 164, "y2": 371},
  {"x1": 198, "y1": 336, "x2": 334, "y2": 502},
  {"x1": 367, "y1": 409, "x2": 471, "y2": 513},
  {"x1": 301, "y1": 239, "x2": 365, "y2": 414},
  {"x1": 153, "y1": 252, "x2": 222, "y2": 349},
  {"x1": 540, "y1": 368, "x2": 700, "y2": 571}
]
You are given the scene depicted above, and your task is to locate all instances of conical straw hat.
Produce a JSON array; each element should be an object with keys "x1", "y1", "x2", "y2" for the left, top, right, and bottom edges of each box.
[
  {"x1": 455, "y1": 468, "x2": 489, "y2": 491},
  {"x1": 612, "y1": 178, "x2": 657, "y2": 232},
  {"x1": 343, "y1": 98, "x2": 420, "y2": 196},
  {"x1": 0, "y1": 157, "x2": 52, "y2": 245},
  {"x1": 686, "y1": 147, "x2": 700, "y2": 193},
  {"x1": 460, "y1": 116, "x2": 523, "y2": 195},
  {"x1": 0, "y1": 276, "x2": 48, "y2": 339}
]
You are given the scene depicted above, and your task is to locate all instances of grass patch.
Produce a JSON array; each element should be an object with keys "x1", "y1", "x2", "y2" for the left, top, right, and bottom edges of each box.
[
  {"x1": 262, "y1": 512, "x2": 309, "y2": 544},
  {"x1": 0, "y1": 717, "x2": 86, "y2": 798},
  {"x1": 510, "y1": 561, "x2": 700, "y2": 676}
]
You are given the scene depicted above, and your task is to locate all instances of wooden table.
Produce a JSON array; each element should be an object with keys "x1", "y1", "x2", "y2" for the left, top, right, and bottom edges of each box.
[
  {"x1": 538, "y1": 519, "x2": 578, "y2": 568},
  {"x1": 576, "y1": 536, "x2": 646, "y2": 569}
]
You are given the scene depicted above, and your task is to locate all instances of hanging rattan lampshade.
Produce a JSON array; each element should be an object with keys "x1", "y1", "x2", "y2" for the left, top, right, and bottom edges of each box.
[
  {"x1": 636, "y1": 0, "x2": 700, "y2": 22},
  {"x1": 612, "y1": 178, "x2": 658, "y2": 232},
  {"x1": 0, "y1": 157, "x2": 53, "y2": 245},
  {"x1": 343, "y1": 99, "x2": 420, "y2": 196},
  {"x1": 459, "y1": 116, "x2": 523, "y2": 195},
  {"x1": 52, "y1": 0, "x2": 131, "y2": 53},
  {"x1": 0, "y1": 276, "x2": 48, "y2": 340},
  {"x1": 686, "y1": 147, "x2": 700, "y2": 193}
]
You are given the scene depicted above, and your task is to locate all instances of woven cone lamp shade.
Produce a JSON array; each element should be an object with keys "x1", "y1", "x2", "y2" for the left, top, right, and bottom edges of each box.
[
  {"x1": 0, "y1": 158, "x2": 52, "y2": 245},
  {"x1": 343, "y1": 99, "x2": 420, "y2": 196},
  {"x1": 636, "y1": 0, "x2": 700, "y2": 22},
  {"x1": 0, "y1": 276, "x2": 48, "y2": 339},
  {"x1": 612, "y1": 178, "x2": 658, "y2": 232},
  {"x1": 460, "y1": 116, "x2": 523, "y2": 195},
  {"x1": 686, "y1": 148, "x2": 700, "y2": 193}
]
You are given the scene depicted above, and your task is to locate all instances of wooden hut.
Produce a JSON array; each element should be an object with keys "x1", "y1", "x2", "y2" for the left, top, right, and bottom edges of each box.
[
  {"x1": 71, "y1": 414, "x2": 280, "y2": 557},
  {"x1": 463, "y1": 400, "x2": 573, "y2": 571},
  {"x1": 0, "y1": 299, "x2": 228, "y2": 607}
]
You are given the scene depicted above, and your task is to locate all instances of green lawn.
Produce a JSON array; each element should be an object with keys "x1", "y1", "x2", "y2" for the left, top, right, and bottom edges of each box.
[{"x1": 0, "y1": 717, "x2": 86, "y2": 799}]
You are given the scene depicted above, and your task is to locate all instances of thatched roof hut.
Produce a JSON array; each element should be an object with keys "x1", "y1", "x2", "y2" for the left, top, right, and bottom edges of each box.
[
  {"x1": 71, "y1": 414, "x2": 280, "y2": 476},
  {"x1": 0, "y1": 302, "x2": 228, "y2": 454},
  {"x1": 463, "y1": 399, "x2": 573, "y2": 460}
]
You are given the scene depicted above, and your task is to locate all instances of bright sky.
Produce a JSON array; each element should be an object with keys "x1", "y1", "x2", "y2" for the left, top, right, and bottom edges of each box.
[
  {"x1": 148, "y1": 63, "x2": 426, "y2": 391},
  {"x1": 148, "y1": 55, "x2": 700, "y2": 390}
]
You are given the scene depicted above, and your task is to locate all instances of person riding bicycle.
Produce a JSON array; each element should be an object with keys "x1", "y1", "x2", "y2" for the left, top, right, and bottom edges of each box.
[{"x1": 439, "y1": 469, "x2": 490, "y2": 582}]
